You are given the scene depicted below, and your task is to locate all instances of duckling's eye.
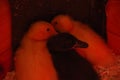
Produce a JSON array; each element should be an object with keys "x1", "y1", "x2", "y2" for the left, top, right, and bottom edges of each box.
[
  {"x1": 54, "y1": 21, "x2": 58, "y2": 25},
  {"x1": 46, "y1": 28, "x2": 50, "y2": 31}
]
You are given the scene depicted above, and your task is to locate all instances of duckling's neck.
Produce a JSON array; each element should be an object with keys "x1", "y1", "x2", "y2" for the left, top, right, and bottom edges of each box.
[
  {"x1": 21, "y1": 36, "x2": 48, "y2": 50},
  {"x1": 69, "y1": 22, "x2": 116, "y2": 66}
]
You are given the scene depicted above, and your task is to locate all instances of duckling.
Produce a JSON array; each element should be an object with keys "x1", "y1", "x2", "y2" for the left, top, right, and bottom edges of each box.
[
  {"x1": 47, "y1": 33, "x2": 99, "y2": 80},
  {"x1": 51, "y1": 15, "x2": 115, "y2": 66},
  {"x1": 15, "y1": 21, "x2": 58, "y2": 80}
]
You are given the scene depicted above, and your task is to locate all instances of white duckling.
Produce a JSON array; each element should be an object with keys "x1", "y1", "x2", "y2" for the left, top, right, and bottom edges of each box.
[
  {"x1": 51, "y1": 15, "x2": 115, "y2": 66},
  {"x1": 15, "y1": 21, "x2": 58, "y2": 80}
]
